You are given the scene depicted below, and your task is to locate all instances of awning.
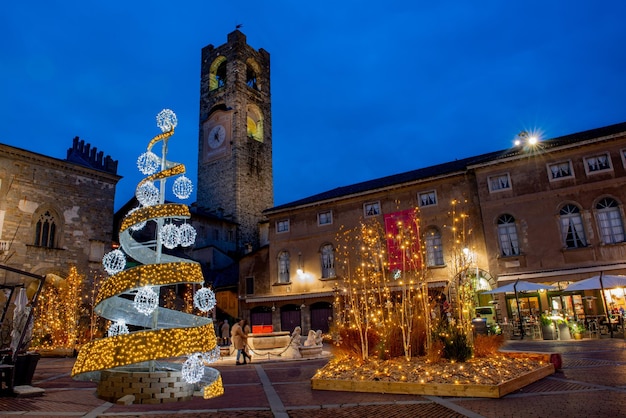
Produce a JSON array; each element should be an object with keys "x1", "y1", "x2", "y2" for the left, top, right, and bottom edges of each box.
[
  {"x1": 427, "y1": 281, "x2": 448, "y2": 289},
  {"x1": 245, "y1": 291, "x2": 334, "y2": 304},
  {"x1": 496, "y1": 263, "x2": 626, "y2": 283}
]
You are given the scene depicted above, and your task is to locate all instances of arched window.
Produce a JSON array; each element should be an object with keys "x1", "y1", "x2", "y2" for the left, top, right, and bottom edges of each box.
[
  {"x1": 595, "y1": 197, "x2": 625, "y2": 244},
  {"x1": 246, "y1": 58, "x2": 261, "y2": 91},
  {"x1": 246, "y1": 66, "x2": 258, "y2": 89},
  {"x1": 424, "y1": 227, "x2": 444, "y2": 267},
  {"x1": 209, "y1": 57, "x2": 227, "y2": 91},
  {"x1": 560, "y1": 204, "x2": 587, "y2": 248},
  {"x1": 34, "y1": 210, "x2": 57, "y2": 248},
  {"x1": 497, "y1": 214, "x2": 520, "y2": 256},
  {"x1": 277, "y1": 251, "x2": 290, "y2": 283},
  {"x1": 320, "y1": 244, "x2": 335, "y2": 278},
  {"x1": 246, "y1": 104, "x2": 263, "y2": 142}
]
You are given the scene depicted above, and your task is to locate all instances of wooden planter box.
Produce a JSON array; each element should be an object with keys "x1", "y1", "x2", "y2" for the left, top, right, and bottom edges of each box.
[{"x1": 312, "y1": 359, "x2": 555, "y2": 399}]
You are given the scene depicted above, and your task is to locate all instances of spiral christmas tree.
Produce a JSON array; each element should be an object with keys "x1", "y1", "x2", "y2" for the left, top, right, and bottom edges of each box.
[{"x1": 72, "y1": 109, "x2": 223, "y2": 402}]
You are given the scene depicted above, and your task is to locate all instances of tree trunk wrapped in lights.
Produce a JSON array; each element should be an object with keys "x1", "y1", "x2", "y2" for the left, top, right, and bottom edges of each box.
[{"x1": 71, "y1": 110, "x2": 223, "y2": 402}]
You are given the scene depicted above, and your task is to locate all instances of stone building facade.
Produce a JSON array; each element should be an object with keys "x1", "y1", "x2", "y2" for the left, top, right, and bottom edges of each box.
[
  {"x1": 248, "y1": 123, "x2": 626, "y2": 333},
  {"x1": 0, "y1": 137, "x2": 120, "y2": 285}
]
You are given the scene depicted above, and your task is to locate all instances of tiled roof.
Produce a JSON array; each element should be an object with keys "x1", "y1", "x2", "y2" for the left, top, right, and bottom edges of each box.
[{"x1": 266, "y1": 121, "x2": 626, "y2": 213}]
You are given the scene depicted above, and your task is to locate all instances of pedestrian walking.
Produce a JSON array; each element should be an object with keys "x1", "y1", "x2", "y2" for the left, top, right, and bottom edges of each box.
[
  {"x1": 221, "y1": 319, "x2": 230, "y2": 346},
  {"x1": 231, "y1": 318, "x2": 249, "y2": 365}
]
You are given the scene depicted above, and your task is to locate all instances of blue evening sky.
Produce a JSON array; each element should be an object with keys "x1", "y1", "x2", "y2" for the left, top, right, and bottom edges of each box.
[{"x1": 2, "y1": 2, "x2": 625, "y2": 211}]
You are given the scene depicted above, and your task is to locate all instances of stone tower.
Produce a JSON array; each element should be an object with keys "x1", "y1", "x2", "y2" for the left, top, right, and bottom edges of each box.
[{"x1": 197, "y1": 30, "x2": 273, "y2": 253}]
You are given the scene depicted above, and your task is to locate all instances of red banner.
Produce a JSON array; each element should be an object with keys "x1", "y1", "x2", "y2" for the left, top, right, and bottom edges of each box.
[{"x1": 384, "y1": 209, "x2": 421, "y2": 272}]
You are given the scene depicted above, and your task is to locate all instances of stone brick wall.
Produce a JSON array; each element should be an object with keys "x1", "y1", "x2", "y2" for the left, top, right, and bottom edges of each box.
[{"x1": 0, "y1": 142, "x2": 120, "y2": 281}]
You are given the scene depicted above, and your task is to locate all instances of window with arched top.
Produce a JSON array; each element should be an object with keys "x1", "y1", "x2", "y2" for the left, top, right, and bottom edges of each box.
[
  {"x1": 595, "y1": 197, "x2": 625, "y2": 244},
  {"x1": 320, "y1": 244, "x2": 336, "y2": 278},
  {"x1": 560, "y1": 204, "x2": 587, "y2": 248},
  {"x1": 497, "y1": 214, "x2": 520, "y2": 256},
  {"x1": 246, "y1": 58, "x2": 261, "y2": 90},
  {"x1": 209, "y1": 57, "x2": 227, "y2": 91},
  {"x1": 247, "y1": 104, "x2": 263, "y2": 142},
  {"x1": 34, "y1": 210, "x2": 58, "y2": 248},
  {"x1": 277, "y1": 251, "x2": 290, "y2": 283},
  {"x1": 424, "y1": 227, "x2": 444, "y2": 267},
  {"x1": 246, "y1": 66, "x2": 257, "y2": 89}
]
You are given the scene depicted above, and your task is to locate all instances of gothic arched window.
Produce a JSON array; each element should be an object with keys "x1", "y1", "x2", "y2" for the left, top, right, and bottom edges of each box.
[
  {"x1": 34, "y1": 210, "x2": 57, "y2": 248},
  {"x1": 560, "y1": 204, "x2": 587, "y2": 248},
  {"x1": 595, "y1": 197, "x2": 625, "y2": 244},
  {"x1": 497, "y1": 214, "x2": 520, "y2": 256}
]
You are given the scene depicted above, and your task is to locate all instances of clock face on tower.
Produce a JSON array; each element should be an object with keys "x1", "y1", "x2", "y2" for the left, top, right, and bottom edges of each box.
[{"x1": 208, "y1": 124, "x2": 226, "y2": 149}]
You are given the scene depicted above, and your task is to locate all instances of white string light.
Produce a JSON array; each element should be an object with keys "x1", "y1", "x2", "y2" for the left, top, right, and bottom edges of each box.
[
  {"x1": 181, "y1": 353, "x2": 205, "y2": 383},
  {"x1": 179, "y1": 223, "x2": 197, "y2": 247},
  {"x1": 160, "y1": 223, "x2": 181, "y2": 249},
  {"x1": 107, "y1": 319, "x2": 129, "y2": 337},
  {"x1": 156, "y1": 109, "x2": 178, "y2": 133},
  {"x1": 136, "y1": 181, "x2": 160, "y2": 207},
  {"x1": 133, "y1": 286, "x2": 158, "y2": 316},
  {"x1": 102, "y1": 249, "x2": 126, "y2": 276},
  {"x1": 173, "y1": 175, "x2": 193, "y2": 200},
  {"x1": 137, "y1": 151, "x2": 160, "y2": 175},
  {"x1": 193, "y1": 287, "x2": 216, "y2": 312},
  {"x1": 202, "y1": 346, "x2": 221, "y2": 364}
]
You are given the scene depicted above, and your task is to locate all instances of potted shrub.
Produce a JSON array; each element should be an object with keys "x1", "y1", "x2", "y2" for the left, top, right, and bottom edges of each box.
[
  {"x1": 558, "y1": 319, "x2": 571, "y2": 340},
  {"x1": 540, "y1": 314, "x2": 556, "y2": 340},
  {"x1": 569, "y1": 322, "x2": 584, "y2": 340}
]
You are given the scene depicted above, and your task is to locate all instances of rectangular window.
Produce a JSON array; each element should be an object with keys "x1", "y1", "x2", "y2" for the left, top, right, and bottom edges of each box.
[
  {"x1": 547, "y1": 161, "x2": 574, "y2": 180},
  {"x1": 276, "y1": 219, "x2": 289, "y2": 233},
  {"x1": 364, "y1": 201, "x2": 381, "y2": 217},
  {"x1": 318, "y1": 210, "x2": 333, "y2": 226},
  {"x1": 488, "y1": 173, "x2": 512, "y2": 192},
  {"x1": 245, "y1": 277, "x2": 254, "y2": 295},
  {"x1": 418, "y1": 191, "x2": 437, "y2": 207},
  {"x1": 213, "y1": 229, "x2": 219, "y2": 241},
  {"x1": 584, "y1": 153, "x2": 612, "y2": 175}
]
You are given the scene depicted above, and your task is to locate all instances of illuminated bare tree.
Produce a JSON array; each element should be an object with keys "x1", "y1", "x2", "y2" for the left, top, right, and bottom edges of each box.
[{"x1": 334, "y1": 208, "x2": 429, "y2": 361}]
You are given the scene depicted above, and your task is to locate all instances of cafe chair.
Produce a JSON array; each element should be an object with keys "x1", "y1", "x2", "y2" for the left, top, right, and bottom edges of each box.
[{"x1": 586, "y1": 320, "x2": 599, "y2": 339}]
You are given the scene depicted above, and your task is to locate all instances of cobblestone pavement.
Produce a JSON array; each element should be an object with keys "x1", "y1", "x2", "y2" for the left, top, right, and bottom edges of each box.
[{"x1": 0, "y1": 337, "x2": 624, "y2": 418}]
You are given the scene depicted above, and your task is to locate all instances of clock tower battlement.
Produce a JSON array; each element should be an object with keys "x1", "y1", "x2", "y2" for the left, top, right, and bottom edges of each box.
[{"x1": 197, "y1": 30, "x2": 273, "y2": 254}]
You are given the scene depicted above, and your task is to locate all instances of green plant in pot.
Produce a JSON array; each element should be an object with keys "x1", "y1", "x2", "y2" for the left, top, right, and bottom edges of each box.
[
  {"x1": 569, "y1": 322, "x2": 585, "y2": 339},
  {"x1": 540, "y1": 314, "x2": 557, "y2": 340}
]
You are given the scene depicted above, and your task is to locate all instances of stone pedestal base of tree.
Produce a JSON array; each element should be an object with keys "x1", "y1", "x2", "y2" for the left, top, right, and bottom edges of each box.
[{"x1": 97, "y1": 369, "x2": 194, "y2": 404}]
